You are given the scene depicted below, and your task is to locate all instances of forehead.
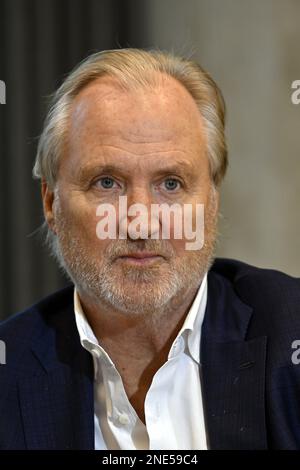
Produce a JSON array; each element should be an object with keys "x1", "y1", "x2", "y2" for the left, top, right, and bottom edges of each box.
[
  {"x1": 64, "y1": 74, "x2": 208, "y2": 174},
  {"x1": 71, "y1": 74, "x2": 205, "y2": 136}
]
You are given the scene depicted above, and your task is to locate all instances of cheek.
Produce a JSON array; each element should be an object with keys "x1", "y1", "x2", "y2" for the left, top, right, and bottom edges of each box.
[
  {"x1": 169, "y1": 238, "x2": 188, "y2": 257},
  {"x1": 57, "y1": 193, "x2": 104, "y2": 246}
]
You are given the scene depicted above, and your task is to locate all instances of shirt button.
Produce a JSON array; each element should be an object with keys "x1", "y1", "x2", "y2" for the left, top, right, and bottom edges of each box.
[{"x1": 118, "y1": 413, "x2": 130, "y2": 425}]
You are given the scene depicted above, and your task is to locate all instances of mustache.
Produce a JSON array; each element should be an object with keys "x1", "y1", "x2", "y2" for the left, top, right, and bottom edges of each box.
[{"x1": 105, "y1": 239, "x2": 175, "y2": 260}]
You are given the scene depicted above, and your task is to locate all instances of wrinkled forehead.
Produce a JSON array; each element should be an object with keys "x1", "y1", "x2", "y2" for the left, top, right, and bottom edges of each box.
[
  {"x1": 68, "y1": 74, "x2": 207, "y2": 148},
  {"x1": 56, "y1": 75, "x2": 210, "y2": 185}
]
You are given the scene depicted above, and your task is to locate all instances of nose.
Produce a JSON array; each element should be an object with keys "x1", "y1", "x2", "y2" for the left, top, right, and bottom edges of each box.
[
  {"x1": 120, "y1": 185, "x2": 159, "y2": 240},
  {"x1": 127, "y1": 184, "x2": 153, "y2": 213}
]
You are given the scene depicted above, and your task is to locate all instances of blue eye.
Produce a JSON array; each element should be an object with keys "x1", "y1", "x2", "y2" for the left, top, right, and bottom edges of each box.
[
  {"x1": 163, "y1": 178, "x2": 181, "y2": 191},
  {"x1": 98, "y1": 177, "x2": 115, "y2": 189}
]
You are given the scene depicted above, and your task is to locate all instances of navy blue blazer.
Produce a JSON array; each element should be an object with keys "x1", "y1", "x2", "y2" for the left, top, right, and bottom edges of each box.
[{"x1": 1, "y1": 258, "x2": 300, "y2": 450}]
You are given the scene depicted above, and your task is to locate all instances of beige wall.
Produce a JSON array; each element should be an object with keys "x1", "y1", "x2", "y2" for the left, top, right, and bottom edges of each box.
[{"x1": 144, "y1": 0, "x2": 300, "y2": 276}]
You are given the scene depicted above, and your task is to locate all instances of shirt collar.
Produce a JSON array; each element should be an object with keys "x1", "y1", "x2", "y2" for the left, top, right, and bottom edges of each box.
[
  {"x1": 74, "y1": 289, "x2": 99, "y2": 349},
  {"x1": 172, "y1": 272, "x2": 207, "y2": 364},
  {"x1": 74, "y1": 272, "x2": 208, "y2": 366}
]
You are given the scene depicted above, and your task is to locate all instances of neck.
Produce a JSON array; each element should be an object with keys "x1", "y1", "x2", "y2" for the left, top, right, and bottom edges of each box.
[
  {"x1": 76, "y1": 280, "x2": 203, "y2": 424},
  {"x1": 76, "y1": 280, "x2": 202, "y2": 363}
]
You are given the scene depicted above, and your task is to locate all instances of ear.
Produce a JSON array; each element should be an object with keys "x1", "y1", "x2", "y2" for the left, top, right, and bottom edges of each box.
[{"x1": 41, "y1": 179, "x2": 57, "y2": 234}]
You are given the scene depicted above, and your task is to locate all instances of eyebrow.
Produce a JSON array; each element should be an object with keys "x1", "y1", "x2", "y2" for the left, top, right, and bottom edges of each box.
[{"x1": 76, "y1": 161, "x2": 196, "y2": 183}]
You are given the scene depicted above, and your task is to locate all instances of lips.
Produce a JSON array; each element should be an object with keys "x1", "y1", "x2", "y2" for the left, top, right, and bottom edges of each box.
[
  {"x1": 119, "y1": 252, "x2": 162, "y2": 259},
  {"x1": 117, "y1": 252, "x2": 164, "y2": 265}
]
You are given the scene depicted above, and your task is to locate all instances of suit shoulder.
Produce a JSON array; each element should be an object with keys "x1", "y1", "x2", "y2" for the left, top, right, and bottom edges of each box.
[
  {"x1": 211, "y1": 257, "x2": 300, "y2": 328},
  {"x1": 211, "y1": 258, "x2": 300, "y2": 362},
  {"x1": 212, "y1": 257, "x2": 300, "y2": 298},
  {"x1": 0, "y1": 284, "x2": 74, "y2": 348}
]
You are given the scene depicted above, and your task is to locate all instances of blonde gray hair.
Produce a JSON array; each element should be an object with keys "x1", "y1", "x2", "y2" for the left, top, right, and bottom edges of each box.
[{"x1": 33, "y1": 48, "x2": 227, "y2": 189}]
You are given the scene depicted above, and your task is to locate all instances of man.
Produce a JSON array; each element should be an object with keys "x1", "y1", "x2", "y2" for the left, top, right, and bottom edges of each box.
[{"x1": 0, "y1": 48, "x2": 300, "y2": 450}]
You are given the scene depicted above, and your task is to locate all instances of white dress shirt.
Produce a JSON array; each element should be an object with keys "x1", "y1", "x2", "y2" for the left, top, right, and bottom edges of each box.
[{"x1": 74, "y1": 273, "x2": 208, "y2": 450}]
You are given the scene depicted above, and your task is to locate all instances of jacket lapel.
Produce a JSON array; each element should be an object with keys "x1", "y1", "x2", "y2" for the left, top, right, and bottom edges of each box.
[
  {"x1": 18, "y1": 293, "x2": 94, "y2": 449},
  {"x1": 201, "y1": 271, "x2": 268, "y2": 449}
]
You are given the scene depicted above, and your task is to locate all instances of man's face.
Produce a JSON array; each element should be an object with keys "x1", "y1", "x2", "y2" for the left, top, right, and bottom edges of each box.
[{"x1": 45, "y1": 74, "x2": 219, "y2": 316}]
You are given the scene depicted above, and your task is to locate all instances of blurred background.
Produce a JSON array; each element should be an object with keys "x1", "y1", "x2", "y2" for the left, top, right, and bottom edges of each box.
[{"x1": 0, "y1": 0, "x2": 299, "y2": 320}]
